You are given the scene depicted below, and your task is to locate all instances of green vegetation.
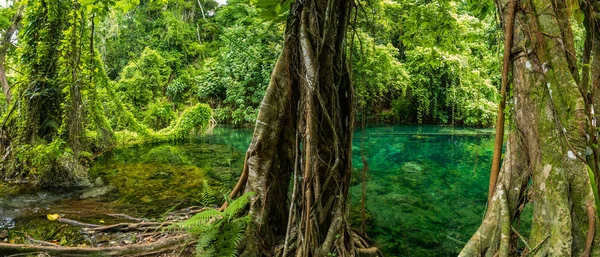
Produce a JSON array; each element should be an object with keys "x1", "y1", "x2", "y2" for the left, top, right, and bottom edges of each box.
[
  {"x1": 171, "y1": 192, "x2": 253, "y2": 257},
  {"x1": 0, "y1": 0, "x2": 518, "y2": 256},
  {"x1": 0, "y1": 0, "x2": 501, "y2": 187}
]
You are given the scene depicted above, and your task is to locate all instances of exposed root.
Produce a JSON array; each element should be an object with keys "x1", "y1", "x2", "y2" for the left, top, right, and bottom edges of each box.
[
  {"x1": 166, "y1": 206, "x2": 209, "y2": 220},
  {"x1": 219, "y1": 152, "x2": 249, "y2": 211},
  {"x1": 356, "y1": 247, "x2": 379, "y2": 257},
  {"x1": 352, "y1": 232, "x2": 382, "y2": 257},
  {"x1": 84, "y1": 221, "x2": 173, "y2": 233},
  {"x1": 0, "y1": 234, "x2": 191, "y2": 256},
  {"x1": 499, "y1": 185, "x2": 510, "y2": 257},
  {"x1": 2, "y1": 206, "x2": 220, "y2": 256},
  {"x1": 273, "y1": 230, "x2": 381, "y2": 257},
  {"x1": 106, "y1": 213, "x2": 147, "y2": 222},
  {"x1": 57, "y1": 218, "x2": 102, "y2": 228}
]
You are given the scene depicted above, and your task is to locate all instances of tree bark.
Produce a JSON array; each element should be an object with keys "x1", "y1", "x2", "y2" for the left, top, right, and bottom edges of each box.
[
  {"x1": 461, "y1": 0, "x2": 600, "y2": 255},
  {"x1": 236, "y1": 1, "x2": 362, "y2": 256},
  {"x1": 0, "y1": 3, "x2": 24, "y2": 104}
]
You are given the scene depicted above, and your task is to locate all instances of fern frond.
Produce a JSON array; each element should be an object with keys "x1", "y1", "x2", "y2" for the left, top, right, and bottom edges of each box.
[
  {"x1": 196, "y1": 227, "x2": 219, "y2": 252},
  {"x1": 197, "y1": 245, "x2": 216, "y2": 257},
  {"x1": 200, "y1": 180, "x2": 217, "y2": 207},
  {"x1": 174, "y1": 209, "x2": 222, "y2": 236},
  {"x1": 177, "y1": 192, "x2": 254, "y2": 257},
  {"x1": 223, "y1": 192, "x2": 254, "y2": 218}
]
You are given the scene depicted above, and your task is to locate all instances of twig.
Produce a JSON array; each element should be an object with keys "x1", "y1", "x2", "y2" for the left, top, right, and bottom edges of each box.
[
  {"x1": 511, "y1": 226, "x2": 531, "y2": 251},
  {"x1": 106, "y1": 213, "x2": 146, "y2": 222},
  {"x1": 26, "y1": 236, "x2": 58, "y2": 247},
  {"x1": 446, "y1": 235, "x2": 466, "y2": 245},
  {"x1": 84, "y1": 222, "x2": 172, "y2": 233},
  {"x1": 0, "y1": 234, "x2": 190, "y2": 256},
  {"x1": 57, "y1": 218, "x2": 101, "y2": 228},
  {"x1": 524, "y1": 233, "x2": 550, "y2": 256}
]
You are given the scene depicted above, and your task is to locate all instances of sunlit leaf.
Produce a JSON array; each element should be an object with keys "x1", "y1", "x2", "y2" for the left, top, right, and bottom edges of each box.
[{"x1": 47, "y1": 214, "x2": 60, "y2": 221}]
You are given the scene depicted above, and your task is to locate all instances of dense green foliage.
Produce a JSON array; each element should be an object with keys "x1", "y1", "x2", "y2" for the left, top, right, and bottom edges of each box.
[
  {"x1": 0, "y1": 0, "x2": 213, "y2": 188},
  {"x1": 0, "y1": 0, "x2": 502, "y2": 185},
  {"x1": 75, "y1": 0, "x2": 500, "y2": 128},
  {"x1": 351, "y1": 0, "x2": 500, "y2": 126}
]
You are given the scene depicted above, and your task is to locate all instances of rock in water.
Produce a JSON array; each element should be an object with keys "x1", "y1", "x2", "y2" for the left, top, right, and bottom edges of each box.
[
  {"x1": 94, "y1": 177, "x2": 105, "y2": 187},
  {"x1": 399, "y1": 161, "x2": 424, "y2": 187},
  {"x1": 80, "y1": 185, "x2": 115, "y2": 199}
]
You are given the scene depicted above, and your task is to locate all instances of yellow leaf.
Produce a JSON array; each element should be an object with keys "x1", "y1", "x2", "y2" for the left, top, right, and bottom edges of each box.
[
  {"x1": 47, "y1": 214, "x2": 60, "y2": 221},
  {"x1": 99, "y1": 219, "x2": 105, "y2": 224}
]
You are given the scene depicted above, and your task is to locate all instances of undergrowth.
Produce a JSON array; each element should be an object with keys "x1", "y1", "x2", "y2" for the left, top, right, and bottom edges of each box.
[{"x1": 171, "y1": 192, "x2": 253, "y2": 257}]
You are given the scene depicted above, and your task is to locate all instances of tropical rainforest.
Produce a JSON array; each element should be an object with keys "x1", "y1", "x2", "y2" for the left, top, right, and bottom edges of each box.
[{"x1": 0, "y1": 0, "x2": 599, "y2": 256}]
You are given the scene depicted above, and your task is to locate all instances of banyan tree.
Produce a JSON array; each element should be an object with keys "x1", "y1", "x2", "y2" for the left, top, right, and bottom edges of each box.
[{"x1": 225, "y1": 0, "x2": 376, "y2": 256}]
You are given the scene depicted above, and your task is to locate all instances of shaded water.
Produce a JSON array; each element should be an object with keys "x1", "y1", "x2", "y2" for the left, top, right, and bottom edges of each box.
[{"x1": 0, "y1": 125, "x2": 494, "y2": 256}]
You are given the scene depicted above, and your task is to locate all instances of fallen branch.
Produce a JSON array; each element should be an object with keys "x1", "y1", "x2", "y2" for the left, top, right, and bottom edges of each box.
[
  {"x1": 106, "y1": 214, "x2": 147, "y2": 222},
  {"x1": 57, "y1": 218, "x2": 102, "y2": 228},
  {"x1": 0, "y1": 234, "x2": 191, "y2": 256},
  {"x1": 84, "y1": 222, "x2": 173, "y2": 233},
  {"x1": 26, "y1": 236, "x2": 59, "y2": 247}
]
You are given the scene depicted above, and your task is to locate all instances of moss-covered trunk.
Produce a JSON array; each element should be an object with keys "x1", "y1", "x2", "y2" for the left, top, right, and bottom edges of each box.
[{"x1": 460, "y1": 0, "x2": 600, "y2": 255}]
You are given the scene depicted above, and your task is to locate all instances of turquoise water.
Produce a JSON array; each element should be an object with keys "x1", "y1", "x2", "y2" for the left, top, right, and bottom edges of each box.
[
  {"x1": 200, "y1": 125, "x2": 494, "y2": 256},
  {"x1": 0, "y1": 125, "x2": 494, "y2": 255},
  {"x1": 348, "y1": 126, "x2": 493, "y2": 256}
]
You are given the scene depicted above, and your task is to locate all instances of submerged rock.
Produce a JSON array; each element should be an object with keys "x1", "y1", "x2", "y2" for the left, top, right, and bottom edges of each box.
[
  {"x1": 80, "y1": 185, "x2": 115, "y2": 199},
  {"x1": 401, "y1": 161, "x2": 423, "y2": 173},
  {"x1": 94, "y1": 177, "x2": 105, "y2": 187},
  {"x1": 397, "y1": 161, "x2": 425, "y2": 187}
]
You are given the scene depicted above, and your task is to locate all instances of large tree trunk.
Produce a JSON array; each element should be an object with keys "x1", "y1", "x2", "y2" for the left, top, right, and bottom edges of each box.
[
  {"x1": 460, "y1": 0, "x2": 600, "y2": 255},
  {"x1": 230, "y1": 1, "x2": 368, "y2": 256},
  {"x1": 0, "y1": 3, "x2": 24, "y2": 104}
]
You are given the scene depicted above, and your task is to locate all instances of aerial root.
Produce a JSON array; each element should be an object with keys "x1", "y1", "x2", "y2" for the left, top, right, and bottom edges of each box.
[
  {"x1": 220, "y1": 152, "x2": 249, "y2": 211},
  {"x1": 580, "y1": 203, "x2": 595, "y2": 257},
  {"x1": 499, "y1": 185, "x2": 510, "y2": 257}
]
